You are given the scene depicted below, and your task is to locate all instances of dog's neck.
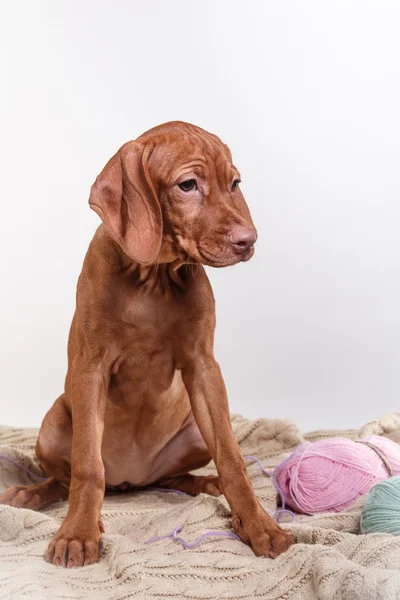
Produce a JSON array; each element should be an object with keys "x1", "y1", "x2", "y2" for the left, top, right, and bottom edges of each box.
[
  {"x1": 157, "y1": 235, "x2": 188, "y2": 265},
  {"x1": 102, "y1": 227, "x2": 197, "y2": 290}
]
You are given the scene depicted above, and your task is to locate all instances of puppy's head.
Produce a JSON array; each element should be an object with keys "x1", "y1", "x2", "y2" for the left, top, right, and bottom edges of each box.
[{"x1": 89, "y1": 121, "x2": 257, "y2": 267}]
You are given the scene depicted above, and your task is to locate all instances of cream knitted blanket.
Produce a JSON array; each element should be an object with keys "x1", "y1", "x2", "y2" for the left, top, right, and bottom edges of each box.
[{"x1": 1, "y1": 413, "x2": 400, "y2": 600}]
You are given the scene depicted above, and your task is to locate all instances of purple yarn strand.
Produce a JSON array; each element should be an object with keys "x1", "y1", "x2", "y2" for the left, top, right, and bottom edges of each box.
[
  {"x1": 174, "y1": 527, "x2": 241, "y2": 549},
  {"x1": 244, "y1": 454, "x2": 296, "y2": 522},
  {"x1": 150, "y1": 486, "x2": 188, "y2": 496},
  {"x1": 107, "y1": 484, "x2": 188, "y2": 495},
  {"x1": 145, "y1": 525, "x2": 241, "y2": 549},
  {"x1": 244, "y1": 454, "x2": 274, "y2": 477},
  {"x1": 0, "y1": 453, "x2": 49, "y2": 482}
]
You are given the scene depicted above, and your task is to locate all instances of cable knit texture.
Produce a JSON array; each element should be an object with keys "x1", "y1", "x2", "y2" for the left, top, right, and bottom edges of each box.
[{"x1": 0, "y1": 413, "x2": 399, "y2": 599}]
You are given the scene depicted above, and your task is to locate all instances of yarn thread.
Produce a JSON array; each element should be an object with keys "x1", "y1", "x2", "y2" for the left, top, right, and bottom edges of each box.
[
  {"x1": 0, "y1": 453, "x2": 49, "y2": 482},
  {"x1": 145, "y1": 524, "x2": 241, "y2": 548}
]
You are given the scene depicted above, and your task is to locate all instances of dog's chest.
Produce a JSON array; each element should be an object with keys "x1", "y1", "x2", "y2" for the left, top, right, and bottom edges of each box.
[
  {"x1": 116, "y1": 275, "x2": 204, "y2": 342},
  {"x1": 119, "y1": 292, "x2": 185, "y2": 339}
]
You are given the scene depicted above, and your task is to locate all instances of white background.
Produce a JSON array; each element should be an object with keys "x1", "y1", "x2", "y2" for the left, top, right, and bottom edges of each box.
[{"x1": 1, "y1": 1, "x2": 399, "y2": 431}]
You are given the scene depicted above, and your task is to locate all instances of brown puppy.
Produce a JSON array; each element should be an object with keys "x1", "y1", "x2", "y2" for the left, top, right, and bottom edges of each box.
[{"x1": 0, "y1": 122, "x2": 294, "y2": 567}]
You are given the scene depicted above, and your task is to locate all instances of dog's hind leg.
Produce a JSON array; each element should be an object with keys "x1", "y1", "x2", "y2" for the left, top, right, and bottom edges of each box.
[
  {"x1": 156, "y1": 473, "x2": 221, "y2": 497},
  {"x1": 0, "y1": 476, "x2": 68, "y2": 509},
  {"x1": 0, "y1": 394, "x2": 72, "y2": 510}
]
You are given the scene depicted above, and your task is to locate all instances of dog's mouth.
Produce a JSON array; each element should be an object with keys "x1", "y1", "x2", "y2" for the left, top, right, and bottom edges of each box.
[
  {"x1": 196, "y1": 245, "x2": 254, "y2": 268},
  {"x1": 175, "y1": 235, "x2": 255, "y2": 268},
  {"x1": 197, "y1": 247, "x2": 236, "y2": 267}
]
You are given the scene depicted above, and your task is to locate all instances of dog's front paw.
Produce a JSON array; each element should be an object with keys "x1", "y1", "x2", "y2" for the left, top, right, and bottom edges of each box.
[
  {"x1": 232, "y1": 508, "x2": 295, "y2": 558},
  {"x1": 45, "y1": 518, "x2": 103, "y2": 567}
]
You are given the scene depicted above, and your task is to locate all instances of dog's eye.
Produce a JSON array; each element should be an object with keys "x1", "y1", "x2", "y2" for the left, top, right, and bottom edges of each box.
[
  {"x1": 179, "y1": 179, "x2": 197, "y2": 192},
  {"x1": 232, "y1": 179, "x2": 241, "y2": 191}
]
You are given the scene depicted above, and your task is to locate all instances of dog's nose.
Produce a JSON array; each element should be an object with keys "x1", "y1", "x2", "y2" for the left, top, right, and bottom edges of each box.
[{"x1": 228, "y1": 227, "x2": 257, "y2": 251}]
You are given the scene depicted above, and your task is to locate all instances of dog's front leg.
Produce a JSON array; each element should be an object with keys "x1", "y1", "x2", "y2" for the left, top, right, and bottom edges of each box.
[
  {"x1": 182, "y1": 356, "x2": 295, "y2": 558},
  {"x1": 45, "y1": 363, "x2": 107, "y2": 568}
]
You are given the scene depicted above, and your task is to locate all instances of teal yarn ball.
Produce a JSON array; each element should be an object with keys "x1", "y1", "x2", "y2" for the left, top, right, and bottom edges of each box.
[{"x1": 360, "y1": 475, "x2": 400, "y2": 535}]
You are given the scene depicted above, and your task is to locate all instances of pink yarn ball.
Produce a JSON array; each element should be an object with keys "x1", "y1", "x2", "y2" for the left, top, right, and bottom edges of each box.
[{"x1": 274, "y1": 435, "x2": 400, "y2": 514}]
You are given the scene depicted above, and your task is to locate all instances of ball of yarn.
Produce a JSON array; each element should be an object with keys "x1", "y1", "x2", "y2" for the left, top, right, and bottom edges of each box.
[
  {"x1": 274, "y1": 435, "x2": 400, "y2": 514},
  {"x1": 360, "y1": 475, "x2": 400, "y2": 535}
]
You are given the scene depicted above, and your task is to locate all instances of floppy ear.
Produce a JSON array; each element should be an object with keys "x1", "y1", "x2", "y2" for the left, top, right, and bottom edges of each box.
[{"x1": 89, "y1": 142, "x2": 163, "y2": 264}]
